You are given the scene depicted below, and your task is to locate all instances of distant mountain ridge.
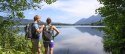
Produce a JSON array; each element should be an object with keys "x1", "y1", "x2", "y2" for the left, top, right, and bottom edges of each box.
[
  {"x1": 75, "y1": 14, "x2": 102, "y2": 24},
  {"x1": 0, "y1": 17, "x2": 44, "y2": 24},
  {"x1": 0, "y1": 16, "x2": 67, "y2": 25}
]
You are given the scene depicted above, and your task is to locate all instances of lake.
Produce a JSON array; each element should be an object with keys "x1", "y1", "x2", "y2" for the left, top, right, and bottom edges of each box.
[{"x1": 19, "y1": 26, "x2": 107, "y2": 54}]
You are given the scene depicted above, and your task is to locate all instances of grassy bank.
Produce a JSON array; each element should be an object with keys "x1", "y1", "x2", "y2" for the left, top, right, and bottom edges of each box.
[{"x1": 0, "y1": 35, "x2": 44, "y2": 54}]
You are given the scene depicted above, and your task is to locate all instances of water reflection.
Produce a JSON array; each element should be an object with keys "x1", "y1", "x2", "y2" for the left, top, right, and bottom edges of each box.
[
  {"x1": 76, "y1": 27, "x2": 104, "y2": 37},
  {"x1": 54, "y1": 27, "x2": 107, "y2": 54},
  {"x1": 18, "y1": 26, "x2": 107, "y2": 54}
]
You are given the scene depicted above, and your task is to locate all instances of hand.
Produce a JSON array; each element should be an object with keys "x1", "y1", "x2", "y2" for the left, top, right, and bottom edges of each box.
[{"x1": 40, "y1": 25, "x2": 44, "y2": 28}]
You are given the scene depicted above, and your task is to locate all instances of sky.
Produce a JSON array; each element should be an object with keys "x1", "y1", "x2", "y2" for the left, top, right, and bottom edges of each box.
[{"x1": 0, "y1": 0, "x2": 102, "y2": 24}]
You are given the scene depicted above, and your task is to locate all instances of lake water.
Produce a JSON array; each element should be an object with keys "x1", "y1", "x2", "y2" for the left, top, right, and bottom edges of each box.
[{"x1": 19, "y1": 26, "x2": 107, "y2": 54}]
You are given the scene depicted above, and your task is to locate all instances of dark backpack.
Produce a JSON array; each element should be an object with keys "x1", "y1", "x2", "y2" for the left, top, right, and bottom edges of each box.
[
  {"x1": 43, "y1": 25, "x2": 54, "y2": 41},
  {"x1": 24, "y1": 23, "x2": 33, "y2": 40}
]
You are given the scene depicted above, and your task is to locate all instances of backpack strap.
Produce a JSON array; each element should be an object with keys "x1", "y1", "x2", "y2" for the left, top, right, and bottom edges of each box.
[
  {"x1": 44, "y1": 24, "x2": 53, "y2": 30},
  {"x1": 43, "y1": 24, "x2": 55, "y2": 39}
]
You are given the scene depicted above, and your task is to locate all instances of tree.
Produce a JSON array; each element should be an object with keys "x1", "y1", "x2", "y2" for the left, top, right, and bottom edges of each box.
[
  {"x1": 0, "y1": 0, "x2": 56, "y2": 53},
  {"x1": 97, "y1": 0, "x2": 125, "y2": 54}
]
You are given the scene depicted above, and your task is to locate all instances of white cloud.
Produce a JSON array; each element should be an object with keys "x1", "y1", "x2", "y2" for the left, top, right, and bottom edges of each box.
[
  {"x1": 42, "y1": 0, "x2": 101, "y2": 18},
  {"x1": 23, "y1": 0, "x2": 102, "y2": 23}
]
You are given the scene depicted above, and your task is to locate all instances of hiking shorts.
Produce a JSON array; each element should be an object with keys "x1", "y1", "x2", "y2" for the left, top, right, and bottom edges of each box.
[
  {"x1": 43, "y1": 40, "x2": 54, "y2": 48},
  {"x1": 31, "y1": 39, "x2": 41, "y2": 52}
]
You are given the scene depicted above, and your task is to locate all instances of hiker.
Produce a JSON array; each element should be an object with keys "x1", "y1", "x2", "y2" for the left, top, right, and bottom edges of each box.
[
  {"x1": 31, "y1": 15, "x2": 44, "y2": 54},
  {"x1": 42, "y1": 18, "x2": 60, "y2": 54}
]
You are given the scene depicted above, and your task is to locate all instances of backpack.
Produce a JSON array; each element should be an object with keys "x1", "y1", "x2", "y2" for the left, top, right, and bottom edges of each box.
[
  {"x1": 43, "y1": 25, "x2": 54, "y2": 41},
  {"x1": 24, "y1": 23, "x2": 33, "y2": 40}
]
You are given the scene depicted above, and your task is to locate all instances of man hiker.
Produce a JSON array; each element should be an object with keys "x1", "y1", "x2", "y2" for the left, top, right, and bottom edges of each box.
[{"x1": 31, "y1": 15, "x2": 44, "y2": 54}]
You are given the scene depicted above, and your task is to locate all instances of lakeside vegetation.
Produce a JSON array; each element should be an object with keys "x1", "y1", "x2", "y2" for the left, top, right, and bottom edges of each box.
[
  {"x1": 0, "y1": 0, "x2": 56, "y2": 54},
  {"x1": 91, "y1": 21, "x2": 104, "y2": 26},
  {"x1": 0, "y1": 34, "x2": 45, "y2": 54},
  {"x1": 98, "y1": 0, "x2": 125, "y2": 54}
]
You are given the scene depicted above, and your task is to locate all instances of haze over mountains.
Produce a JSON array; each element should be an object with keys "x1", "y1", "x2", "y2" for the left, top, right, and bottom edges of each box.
[
  {"x1": 0, "y1": 16, "x2": 67, "y2": 25},
  {"x1": 75, "y1": 14, "x2": 102, "y2": 24},
  {"x1": 1, "y1": 14, "x2": 103, "y2": 25}
]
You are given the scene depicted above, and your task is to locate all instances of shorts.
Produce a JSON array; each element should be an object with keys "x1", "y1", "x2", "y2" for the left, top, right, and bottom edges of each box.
[
  {"x1": 43, "y1": 40, "x2": 54, "y2": 48},
  {"x1": 31, "y1": 39, "x2": 41, "y2": 52}
]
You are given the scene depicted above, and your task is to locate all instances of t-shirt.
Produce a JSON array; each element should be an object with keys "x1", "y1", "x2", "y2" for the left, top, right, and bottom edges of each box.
[
  {"x1": 32, "y1": 23, "x2": 40, "y2": 39},
  {"x1": 34, "y1": 23, "x2": 39, "y2": 34}
]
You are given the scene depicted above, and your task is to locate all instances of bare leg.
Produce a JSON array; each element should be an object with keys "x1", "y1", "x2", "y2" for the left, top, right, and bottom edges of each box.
[
  {"x1": 49, "y1": 48, "x2": 54, "y2": 54},
  {"x1": 37, "y1": 41, "x2": 41, "y2": 54},
  {"x1": 38, "y1": 47, "x2": 41, "y2": 54}
]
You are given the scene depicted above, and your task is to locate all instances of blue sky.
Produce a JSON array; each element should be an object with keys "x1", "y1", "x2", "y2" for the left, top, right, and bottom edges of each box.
[{"x1": 0, "y1": 0, "x2": 102, "y2": 24}]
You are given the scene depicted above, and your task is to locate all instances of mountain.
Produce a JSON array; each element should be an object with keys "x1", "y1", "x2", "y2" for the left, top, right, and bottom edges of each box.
[
  {"x1": 14, "y1": 18, "x2": 46, "y2": 25},
  {"x1": 75, "y1": 14, "x2": 102, "y2": 24},
  {"x1": 18, "y1": 19, "x2": 67, "y2": 25},
  {"x1": 0, "y1": 16, "x2": 67, "y2": 25},
  {"x1": 0, "y1": 17, "x2": 45, "y2": 25}
]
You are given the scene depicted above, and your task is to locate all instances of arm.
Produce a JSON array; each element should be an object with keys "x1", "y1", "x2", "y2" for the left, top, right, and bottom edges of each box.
[
  {"x1": 53, "y1": 26, "x2": 60, "y2": 37},
  {"x1": 36, "y1": 25, "x2": 44, "y2": 33}
]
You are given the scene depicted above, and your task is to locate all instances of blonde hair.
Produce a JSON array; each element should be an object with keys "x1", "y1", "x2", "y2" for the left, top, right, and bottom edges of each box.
[{"x1": 34, "y1": 15, "x2": 40, "y2": 21}]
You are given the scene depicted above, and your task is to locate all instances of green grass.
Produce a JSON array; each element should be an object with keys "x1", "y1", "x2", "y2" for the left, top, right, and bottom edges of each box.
[{"x1": 0, "y1": 35, "x2": 45, "y2": 54}]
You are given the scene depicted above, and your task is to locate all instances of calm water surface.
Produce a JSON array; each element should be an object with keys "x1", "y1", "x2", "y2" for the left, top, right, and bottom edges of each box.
[
  {"x1": 20, "y1": 26, "x2": 107, "y2": 54},
  {"x1": 53, "y1": 26, "x2": 107, "y2": 54}
]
